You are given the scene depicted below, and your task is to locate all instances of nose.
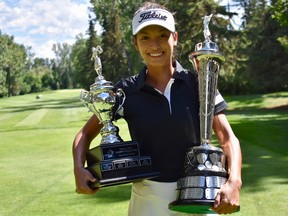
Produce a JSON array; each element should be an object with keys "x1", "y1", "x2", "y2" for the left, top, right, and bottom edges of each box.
[{"x1": 149, "y1": 38, "x2": 161, "y2": 49}]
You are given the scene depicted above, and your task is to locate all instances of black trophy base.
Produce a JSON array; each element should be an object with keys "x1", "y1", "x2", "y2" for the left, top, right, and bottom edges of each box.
[
  {"x1": 169, "y1": 200, "x2": 240, "y2": 214},
  {"x1": 86, "y1": 158, "x2": 159, "y2": 188},
  {"x1": 86, "y1": 141, "x2": 140, "y2": 163},
  {"x1": 87, "y1": 168, "x2": 159, "y2": 188},
  {"x1": 86, "y1": 141, "x2": 159, "y2": 188}
]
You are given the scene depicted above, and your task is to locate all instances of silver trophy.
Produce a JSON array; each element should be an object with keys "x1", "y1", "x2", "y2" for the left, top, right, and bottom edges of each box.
[
  {"x1": 169, "y1": 15, "x2": 232, "y2": 214},
  {"x1": 81, "y1": 46, "x2": 125, "y2": 145},
  {"x1": 80, "y1": 46, "x2": 159, "y2": 188}
]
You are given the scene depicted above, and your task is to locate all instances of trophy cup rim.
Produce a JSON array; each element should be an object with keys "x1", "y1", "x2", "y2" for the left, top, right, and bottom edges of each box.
[
  {"x1": 189, "y1": 42, "x2": 225, "y2": 62},
  {"x1": 187, "y1": 144, "x2": 224, "y2": 153}
]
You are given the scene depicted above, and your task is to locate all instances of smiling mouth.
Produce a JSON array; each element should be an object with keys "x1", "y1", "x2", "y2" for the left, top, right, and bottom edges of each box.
[{"x1": 149, "y1": 52, "x2": 164, "y2": 57}]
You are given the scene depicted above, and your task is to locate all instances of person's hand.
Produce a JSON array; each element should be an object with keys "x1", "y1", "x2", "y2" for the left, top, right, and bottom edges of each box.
[
  {"x1": 212, "y1": 179, "x2": 241, "y2": 214},
  {"x1": 74, "y1": 166, "x2": 99, "y2": 194}
]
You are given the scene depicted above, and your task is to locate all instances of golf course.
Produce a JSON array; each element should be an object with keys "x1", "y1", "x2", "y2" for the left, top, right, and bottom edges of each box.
[{"x1": 0, "y1": 90, "x2": 287, "y2": 216}]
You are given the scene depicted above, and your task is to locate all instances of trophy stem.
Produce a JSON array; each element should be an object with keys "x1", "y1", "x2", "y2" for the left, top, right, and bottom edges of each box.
[
  {"x1": 100, "y1": 121, "x2": 123, "y2": 144},
  {"x1": 198, "y1": 56, "x2": 221, "y2": 146}
]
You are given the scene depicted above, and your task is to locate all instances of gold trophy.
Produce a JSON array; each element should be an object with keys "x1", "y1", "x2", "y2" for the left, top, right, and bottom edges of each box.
[
  {"x1": 80, "y1": 46, "x2": 159, "y2": 188},
  {"x1": 169, "y1": 15, "x2": 239, "y2": 214}
]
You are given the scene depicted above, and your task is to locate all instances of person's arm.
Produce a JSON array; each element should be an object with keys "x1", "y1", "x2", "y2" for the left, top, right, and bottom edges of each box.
[
  {"x1": 212, "y1": 112, "x2": 242, "y2": 214},
  {"x1": 72, "y1": 114, "x2": 103, "y2": 194}
]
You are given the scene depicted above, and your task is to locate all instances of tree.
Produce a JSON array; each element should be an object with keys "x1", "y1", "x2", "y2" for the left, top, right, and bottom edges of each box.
[
  {"x1": 52, "y1": 42, "x2": 74, "y2": 89},
  {"x1": 85, "y1": 17, "x2": 102, "y2": 89},
  {"x1": 70, "y1": 17, "x2": 102, "y2": 90},
  {"x1": 236, "y1": 0, "x2": 288, "y2": 93},
  {"x1": 71, "y1": 33, "x2": 89, "y2": 89},
  {"x1": 91, "y1": 0, "x2": 131, "y2": 83},
  {"x1": 272, "y1": 0, "x2": 288, "y2": 27},
  {"x1": 0, "y1": 31, "x2": 27, "y2": 97},
  {"x1": 23, "y1": 70, "x2": 42, "y2": 93},
  {"x1": 271, "y1": 0, "x2": 288, "y2": 58}
]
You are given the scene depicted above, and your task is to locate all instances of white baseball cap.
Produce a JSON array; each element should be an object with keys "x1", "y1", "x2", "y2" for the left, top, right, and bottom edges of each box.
[{"x1": 132, "y1": 8, "x2": 175, "y2": 35}]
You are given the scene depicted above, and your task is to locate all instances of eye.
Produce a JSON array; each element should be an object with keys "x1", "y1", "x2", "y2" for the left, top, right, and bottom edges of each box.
[
  {"x1": 140, "y1": 35, "x2": 149, "y2": 40},
  {"x1": 160, "y1": 32, "x2": 170, "y2": 39}
]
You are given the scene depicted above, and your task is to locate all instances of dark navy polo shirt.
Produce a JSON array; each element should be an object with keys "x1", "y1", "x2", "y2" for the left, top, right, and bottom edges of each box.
[{"x1": 114, "y1": 61, "x2": 228, "y2": 182}]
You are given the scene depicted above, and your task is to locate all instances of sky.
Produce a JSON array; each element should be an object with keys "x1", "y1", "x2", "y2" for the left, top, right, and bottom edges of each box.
[
  {"x1": 0, "y1": 0, "x2": 98, "y2": 59},
  {"x1": 0, "y1": 0, "x2": 243, "y2": 59}
]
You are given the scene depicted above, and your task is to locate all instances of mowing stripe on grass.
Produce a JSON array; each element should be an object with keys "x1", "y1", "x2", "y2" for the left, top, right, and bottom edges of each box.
[
  {"x1": 0, "y1": 112, "x2": 14, "y2": 121},
  {"x1": 15, "y1": 109, "x2": 48, "y2": 127},
  {"x1": 62, "y1": 107, "x2": 80, "y2": 121}
]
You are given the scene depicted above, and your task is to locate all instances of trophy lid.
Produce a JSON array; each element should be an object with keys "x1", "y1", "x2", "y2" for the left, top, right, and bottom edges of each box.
[
  {"x1": 194, "y1": 41, "x2": 219, "y2": 52},
  {"x1": 189, "y1": 143, "x2": 224, "y2": 153},
  {"x1": 189, "y1": 14, "x2": 225, "y2": 62},
  {"x1": 90, "y1": 76, "x2": 113, "y2": 92}
]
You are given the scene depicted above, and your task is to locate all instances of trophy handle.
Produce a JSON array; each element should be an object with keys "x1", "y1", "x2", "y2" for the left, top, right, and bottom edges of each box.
[
  {"x1": 189, "y1": 56, "x2": 199, "y2": 73},
  {"x1": 115, "y1": 88, "x2": 126, "y2": 113},
  {"x1": 80, "y1": 90, "x2": 90, "y2": 110}
]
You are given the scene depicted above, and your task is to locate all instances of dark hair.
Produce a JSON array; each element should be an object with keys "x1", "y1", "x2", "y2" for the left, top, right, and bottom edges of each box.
[{"x1": 134, "y1": 2, "x2": 171, "y2": 16}]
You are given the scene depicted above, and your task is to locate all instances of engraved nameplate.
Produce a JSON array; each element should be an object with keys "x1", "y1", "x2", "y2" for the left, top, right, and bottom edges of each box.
[
  {"x1": 180, "y1": 188, "x2": 204, "y2": 200},
  {"x1": 102, "y1": 142, "x2": 140, "y2": 160},
  {"x1": 127, "y1": 159, "x2": 140, "y2": 168},
  {"x1": 205, "y1": 188, "x2": 219, "y2": 199},
  {"x1": 206, "y1": 176, "x2": 227, "y2": 188},
  {"x1": 114, "y1": 160, "x2": 127, "y2": 169},
  {"x1": 183, "y1": 176, "x2": 205, "y2": 187},
  {"x1": 101, "y1": 162, "x2": 114, "y2": 171},
  {"x1": 101, "y1": 157, "x2": 146, "y2": 172},
  {"x1": 139, "y1": 157, "x2": 152, "y2": 166}
]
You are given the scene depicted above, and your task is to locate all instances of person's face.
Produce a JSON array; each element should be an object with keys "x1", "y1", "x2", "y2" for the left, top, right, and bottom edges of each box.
[{"x1": 134, "y1": 25, "x2": 178, "y2": 67}]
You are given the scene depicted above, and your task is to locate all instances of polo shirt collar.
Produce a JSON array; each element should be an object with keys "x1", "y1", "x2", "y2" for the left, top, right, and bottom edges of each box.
[{"x1": 136, "y1": 61, "x2": 192, "y2": 90}]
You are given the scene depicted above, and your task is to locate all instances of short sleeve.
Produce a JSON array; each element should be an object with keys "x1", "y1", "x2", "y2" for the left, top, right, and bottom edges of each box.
[{"x1": 214, "y1": 90, "x2": 228, "y2": 114}]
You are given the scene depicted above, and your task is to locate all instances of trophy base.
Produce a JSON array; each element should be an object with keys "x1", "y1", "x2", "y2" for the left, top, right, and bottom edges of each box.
[
  {"x1": 86, "y1": 141, "x2": 160, "y2": 188},
  {"x1": 86, "y1": 141, "x2": 140, "y2": 163},
  {"x1": 86, "y1": 155, "x2": 160, "y2": 188},
  {"x1": 169, "y1": 200, "x2": 216, "y2": 214},
  {"x1": 87, "y1": 170, "x2": 160, "y2": 188},
  {"x1": 169, "y1": 200, "x2": 240, "y2": 214}
]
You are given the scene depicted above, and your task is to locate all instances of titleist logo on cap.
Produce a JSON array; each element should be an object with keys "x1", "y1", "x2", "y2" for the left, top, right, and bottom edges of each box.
[
  {"x1": 132, "y1": 9, "x2": 175, "y2": 35},
  {"x1": 138, "y1": 11, "x2": 167, "y2": 23}
]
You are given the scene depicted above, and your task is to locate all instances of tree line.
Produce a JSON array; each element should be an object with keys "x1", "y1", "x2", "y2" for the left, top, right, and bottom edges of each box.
[{"x1": 0, "y1": 0, "x2": 287, "y2": 98}]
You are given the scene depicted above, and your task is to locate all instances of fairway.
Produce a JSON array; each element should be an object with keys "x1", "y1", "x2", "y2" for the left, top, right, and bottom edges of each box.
[{"x1": 0, "y1": 90, "x2": 287, "y2": 216}]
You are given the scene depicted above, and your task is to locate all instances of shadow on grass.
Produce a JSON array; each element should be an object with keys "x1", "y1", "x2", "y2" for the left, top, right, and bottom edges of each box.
[
  {"x1": 227, "y1": 107, "x2": 288, "y2": 193},
  {"x1": 80, "y1": 184, "x2": 132, "y2": 203},
  {"x1": 226, "y1": 105, "x2": 288, "y2": 114},
  {"x1": 225, "y1": 92, "x2": 288, "y2": 111},
  {"x1": 4, "y1": 98, "x2": 83, "y2": 113},
  {"x1": 241, "y1": 148, "x2": 288, "y2": 193},
  {"x1": 240, "y1": 133, "x2": 288, "y2": 192}
]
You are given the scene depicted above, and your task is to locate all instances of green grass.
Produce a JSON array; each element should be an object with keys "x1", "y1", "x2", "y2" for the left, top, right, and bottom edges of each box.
[
  {"x1": 223, "y1": 92, "x2": 288, "y2": 216},
  {"x1": 0, "y1": 90, "x2": 287, "y2": 216}
]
